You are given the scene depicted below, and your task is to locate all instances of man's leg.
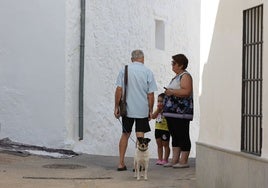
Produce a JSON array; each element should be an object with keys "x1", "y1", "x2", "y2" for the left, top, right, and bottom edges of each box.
[
  {"x1": 135, "y1": 132, "x2": 144, "y2": 148},
  {"x1": 135, "y1": 117, "x2": 150, "y2": 138},
  {"x1": 136, "y1": 132, "x2": 144, "y2": 138},
  {"x1": 118, "y1": 132, "x2": 130, "y2": 168}
]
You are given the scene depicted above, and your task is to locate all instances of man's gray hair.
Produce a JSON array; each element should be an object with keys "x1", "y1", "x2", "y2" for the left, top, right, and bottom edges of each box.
[{"x1": 131, "y1": 50, "x2": 144, "y2": 59}]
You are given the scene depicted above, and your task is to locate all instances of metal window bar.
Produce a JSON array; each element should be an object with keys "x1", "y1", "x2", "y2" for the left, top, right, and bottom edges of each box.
[{"x1": 241, "y1": 4, "x2": 263, "y2": 156}]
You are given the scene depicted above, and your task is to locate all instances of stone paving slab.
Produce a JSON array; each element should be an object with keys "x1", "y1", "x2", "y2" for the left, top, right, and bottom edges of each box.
[{"x1": 0, "y1": 152, "x2": 196, "y2": 188}]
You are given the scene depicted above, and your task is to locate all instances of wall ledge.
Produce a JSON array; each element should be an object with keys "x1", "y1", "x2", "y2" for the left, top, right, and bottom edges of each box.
[{"x1": 196, "y1": 141, "x2": 268, "y2": 163}]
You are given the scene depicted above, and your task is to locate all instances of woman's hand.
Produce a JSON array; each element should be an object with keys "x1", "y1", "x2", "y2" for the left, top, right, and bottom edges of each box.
[{"x1": 165, "y1": 88, "x2": 174, "y2": 96}]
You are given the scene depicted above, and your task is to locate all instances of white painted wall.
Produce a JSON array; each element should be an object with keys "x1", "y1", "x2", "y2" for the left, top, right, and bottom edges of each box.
[
  {"x1": 199, "y1": 0, "x2": 268, "y2": 158},
  {"x1": 0, "y1": 0, "x2": 201, "y2": 158},
  {"x1": 200, "y1": 0, "x2": 220, "y2": 95},
  {"x1": 0, "y1": 0, "x2": 67, "y2": 147},
  {"x1": 74, "y1": 0, "x2": 200, "y2": 158}
]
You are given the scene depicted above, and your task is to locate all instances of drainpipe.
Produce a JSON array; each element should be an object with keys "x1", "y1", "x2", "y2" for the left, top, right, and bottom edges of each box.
[{"x1": 79, "y1": 0, "x2": 85, "y2": 140}]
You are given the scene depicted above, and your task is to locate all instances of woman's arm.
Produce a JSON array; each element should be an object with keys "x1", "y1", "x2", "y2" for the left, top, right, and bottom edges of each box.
[{"x1": 165, "y1": 74, "x2": 193, "y2": 97}]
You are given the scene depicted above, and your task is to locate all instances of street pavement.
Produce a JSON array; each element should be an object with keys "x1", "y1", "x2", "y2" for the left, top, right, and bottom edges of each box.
[{"x1": 0, "y1": 151, "x2": 196, "y2": 188}]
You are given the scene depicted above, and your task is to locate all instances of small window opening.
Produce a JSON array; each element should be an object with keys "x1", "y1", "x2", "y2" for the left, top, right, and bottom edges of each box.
[{"x1": 155, "y1": 20, "x2": 165, "y2": 50}]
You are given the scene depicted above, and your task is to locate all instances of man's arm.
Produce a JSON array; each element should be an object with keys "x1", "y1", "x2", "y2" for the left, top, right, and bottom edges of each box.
[
  {"x1": 151, "y1": 107, "x2": 161, "y2": 119},
  {"x1": 114, "y1": 86, "x2": 123, "y2": 119},
  {"x1": 147, "y1": 92, "x2": 154, "y2": 120}
]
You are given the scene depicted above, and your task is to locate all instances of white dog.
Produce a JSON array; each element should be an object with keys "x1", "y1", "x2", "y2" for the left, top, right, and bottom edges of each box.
[{"x1": 133, "y1": 137, "x2": 151, "y2": 180}]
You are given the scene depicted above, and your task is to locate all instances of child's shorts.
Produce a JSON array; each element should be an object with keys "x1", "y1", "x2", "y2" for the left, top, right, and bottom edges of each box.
[{"x1": 155, "y1": 129, "x2": 170, "y2": 141}]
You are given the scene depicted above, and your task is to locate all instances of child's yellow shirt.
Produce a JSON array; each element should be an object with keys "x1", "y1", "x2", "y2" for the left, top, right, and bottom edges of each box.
[{"x1": 155, "y1": 114, "x2": 168, "y2": 131}]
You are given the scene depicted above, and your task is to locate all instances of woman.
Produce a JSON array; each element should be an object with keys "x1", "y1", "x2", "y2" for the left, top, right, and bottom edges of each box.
[{"x1": 163, "y1": 54, "x2": 193, "y2": 168}]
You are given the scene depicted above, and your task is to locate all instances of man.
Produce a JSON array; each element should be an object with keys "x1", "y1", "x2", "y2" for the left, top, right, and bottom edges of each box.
[{"x1": 114, "y1": 49, "x2": 157, "y2": 171}]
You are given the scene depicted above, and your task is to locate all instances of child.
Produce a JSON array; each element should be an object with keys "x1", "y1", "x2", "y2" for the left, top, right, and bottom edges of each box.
[{"x1": 152, "y1": 93, "x2": 170, "y2": 165}]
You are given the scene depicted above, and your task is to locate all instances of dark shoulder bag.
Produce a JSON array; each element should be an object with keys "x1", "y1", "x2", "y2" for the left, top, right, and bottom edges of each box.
[
  {"x1": 163, "y1": 72, "x2": 194, "y2": 120},
  {"x1": 119, "y1": 65, "x2": 128, "y2": 117}
]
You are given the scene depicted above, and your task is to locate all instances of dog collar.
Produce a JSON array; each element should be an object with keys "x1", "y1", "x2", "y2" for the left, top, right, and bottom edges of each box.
[{"x1": 138, "y1": 148, "x2": 148, "y2": 152}]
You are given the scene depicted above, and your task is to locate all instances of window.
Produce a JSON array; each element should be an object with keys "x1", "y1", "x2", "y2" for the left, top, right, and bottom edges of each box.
[
  {"x1": 241, "y1": 4, "x2": 263, "y2": 156},
  {"x1": 155, "y1": 20, "x2": 165, "y2": 50}
]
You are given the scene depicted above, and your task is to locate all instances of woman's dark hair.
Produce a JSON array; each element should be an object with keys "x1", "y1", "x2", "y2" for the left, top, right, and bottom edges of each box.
[{"x1": 172, "y1": 54, "x2": 188, "y2": 70}]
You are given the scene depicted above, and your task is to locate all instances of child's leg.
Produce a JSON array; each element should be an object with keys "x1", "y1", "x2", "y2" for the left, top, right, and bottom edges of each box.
[
  {"x1": 162, "y1": 140, "x2": 170, "y2": 161},
  {"x1": 156, "y1": 138, "x2": 163, "y2": 160}
]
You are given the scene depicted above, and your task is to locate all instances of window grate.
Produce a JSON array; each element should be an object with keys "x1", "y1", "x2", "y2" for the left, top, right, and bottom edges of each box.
[{"x1": 241, "y1": 4, "x2": 263, "y2": 156}]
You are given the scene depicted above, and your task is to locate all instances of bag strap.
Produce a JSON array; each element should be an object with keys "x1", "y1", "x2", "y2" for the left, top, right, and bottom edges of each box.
[
  {"x1": 123, "y1": 65, "x2": 128, "y2": 103},
  {"x1": 169, "y1": 71, "x2": 188, "y2": 84}
]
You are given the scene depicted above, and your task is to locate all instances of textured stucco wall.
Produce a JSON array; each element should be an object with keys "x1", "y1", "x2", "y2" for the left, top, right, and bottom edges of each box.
[
  {"x1": 0, "y1": 0, "x2": 200, "y2": 159},
  {"x1": 70, "y1": 0, "x2": 200, "y2": 158}
]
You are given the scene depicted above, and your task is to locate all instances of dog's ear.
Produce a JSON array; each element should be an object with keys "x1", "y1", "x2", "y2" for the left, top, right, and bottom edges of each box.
[
  {"x1": 137, "y1": 137, "x2": 143, "y2": 143},
  {"x1": 146, "y1": 138, "x2": 151, "y2": 143}
]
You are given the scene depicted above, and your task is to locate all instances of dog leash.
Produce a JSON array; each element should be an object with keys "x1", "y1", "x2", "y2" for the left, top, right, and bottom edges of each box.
[{"x1": 117, "y1": 118, "x2": 136, "y2": 144}]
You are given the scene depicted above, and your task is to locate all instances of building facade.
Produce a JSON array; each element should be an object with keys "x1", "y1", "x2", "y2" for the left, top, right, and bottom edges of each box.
[
  {"x1": 0, "y1": 0, "x2": 200, "y2": 158},
  {"x1": 197, "y1": 0, "x2": 268, "y2": 187}
]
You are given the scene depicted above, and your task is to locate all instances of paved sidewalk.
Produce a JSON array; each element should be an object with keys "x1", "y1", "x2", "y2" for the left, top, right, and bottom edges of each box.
[{"x1": 0, "y1": 151, "x2": 196, "y2": 188}]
